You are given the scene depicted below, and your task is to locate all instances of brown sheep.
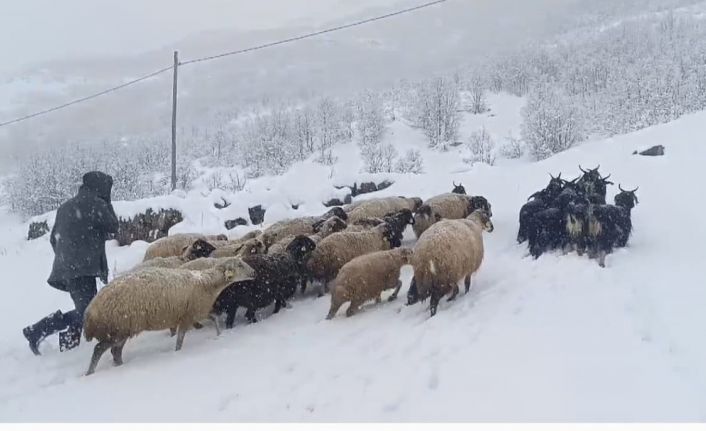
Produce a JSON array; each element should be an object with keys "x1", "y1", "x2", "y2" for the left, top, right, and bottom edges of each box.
[
  {"x1": 413, "y1": 194, "x2": 493, "y2": 238},
  {"x1": 210, "y1": 237, "x2": 266, "y2": 258},
  {"x1": 306, "y1": 223, "x2": 395, "y2": 295},
  {"x1": 260, "y1": 208, "x2": 348, "y2": 247},
  {"x1": 410, "y1": 210, "x2": 494, "y2": 316},
  {"x1": 128, "y1": 239, "x2": 216, "y2": 272},
  {"x1": 83, "y1": 257, "x2": 256, "y2": 375},
  {"x1": 267, "y1": 216, "x2": 347, "y2": 255},
  {"x1": 326, "y1": 248, "x2": 413, "y2": 319},
  {"x1": 143, "y1": 233, "x2": 227, "y2": 261},
  {"x1": 346, "y1": 197, "x2": 422, "y2": 224}
]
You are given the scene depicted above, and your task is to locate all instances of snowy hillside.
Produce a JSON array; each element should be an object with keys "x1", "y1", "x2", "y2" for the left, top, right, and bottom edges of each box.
[{"x1": 1, "y1": 102, "x2": 705, "y2": 421}]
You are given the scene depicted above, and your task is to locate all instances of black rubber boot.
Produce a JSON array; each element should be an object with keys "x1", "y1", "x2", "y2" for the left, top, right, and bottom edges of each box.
[
  {"x1": 59, "y1": 326, "x2": 81, "y2": 352},
  {"x1": 22, "y1": 310, "x2": 66, "y2": 356}
]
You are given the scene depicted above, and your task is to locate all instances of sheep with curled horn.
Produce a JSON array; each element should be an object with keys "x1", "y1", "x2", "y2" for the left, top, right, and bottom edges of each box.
[{"x1": 451, "y1": 181, "x2": 467, "y2": 195}]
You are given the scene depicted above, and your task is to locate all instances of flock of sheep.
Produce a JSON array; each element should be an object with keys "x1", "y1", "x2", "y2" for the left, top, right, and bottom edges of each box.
[
  {"x1": 82, "y1": 185, "x2": 493, "y2": 375},
  {"x1": 80, "y1": 167, "x2": 640, "y2": 376},
  {"x1": 517, "y1": 165, "x2": 640, "y2": 267}
]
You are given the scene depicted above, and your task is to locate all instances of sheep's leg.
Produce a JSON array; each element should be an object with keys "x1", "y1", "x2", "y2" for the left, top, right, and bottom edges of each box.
[
  {"x1": 175, "y1": 324, "x2": 188, "y2": 351},
  {"x1": 86, "y1": 341, "x2": 112, "y2": 376},
  {"x1": 430, "y1": 289, "x2": 441, "y2": 317},
  {"x1": 245, "y1": 308, "x2": 258, "y2": 323},
  {"x1": 169, "y1": 328, "x2": 176, "y2": 337},
  {"x1": 111, "y1": 339, "x2": 127, "y2": 367},
  {"x1": 346, "y1": 300, "x2": 361, "y2": 317},
  {"x1": 447, "y1": 284, "x2": 460, "y2": 302},
  {"x1": 388, "y1": 280, "x2": 402, "y2": 302},
  {"x1": 464, "y1": 275, "x2": 472, "y2": 294},
  {"x1": 598, "y1": 250, "x2": 607, "y2": 268},
  {"x1": 326, "y1": 298, "x2": 345, "y2": 320},
  {"x1": 209, "y1": 315, "x2": 221, "y2": 336},
  {"x1": 273, "y1": 297, "x2": 286, "y2": 314},
  {"x1": 225, "y1": 306, "x2": 238, "y2": 329}
]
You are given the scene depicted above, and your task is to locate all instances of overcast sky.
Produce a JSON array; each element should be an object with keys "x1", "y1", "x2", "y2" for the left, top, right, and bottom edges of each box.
[{"x1": 0, "y1": 0, "x2": 397, "y2": 76}]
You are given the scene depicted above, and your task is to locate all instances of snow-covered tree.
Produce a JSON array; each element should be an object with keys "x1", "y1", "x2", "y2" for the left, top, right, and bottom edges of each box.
[
  {"x1": 395, "y1": 149, "x2": 424, "y2": 174},
  {"x1": 521, "y1": 85, "x2": 584, "y2": 161},
  {"x1": 410, "y1": 77, "x2": 461, "y2": 148}
]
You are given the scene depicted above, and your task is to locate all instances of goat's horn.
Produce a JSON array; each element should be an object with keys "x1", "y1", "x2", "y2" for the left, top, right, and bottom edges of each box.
[
  {"x1": 579, "y1": 165, "x2": 587, "y2": 173},
  {"x1": 619, "y1": 184, "x2": 625, "y2": 192}
]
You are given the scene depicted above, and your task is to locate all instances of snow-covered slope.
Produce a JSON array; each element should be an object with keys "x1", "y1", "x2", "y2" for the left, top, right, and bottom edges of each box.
[{"x1": 1, "y1": 108, "x2": 705, "y2": 421}]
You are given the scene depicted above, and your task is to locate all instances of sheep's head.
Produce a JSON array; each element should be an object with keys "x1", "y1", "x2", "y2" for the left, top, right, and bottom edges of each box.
[
  {"x1": 241, "y1": 238, "x2": 266, "y2": 256},
  {"x1": 286, "y1": 235, "x2": 317, "y2": 262},
  {"x1": 313, "y1": 216, "x2": 347, "y2": 235},
  {"x1": 468, "y1": 196, "x2": 492, "y2": 218},
  {"x1": 218, "y1": 258, "x2": 256, "y2": 283},
  {"x1": 409, "y1": 197, "x2": 424, "y2": 211},
  {"x1": 322, "y1": 206, "x2": 348, "y2": 221},
  {"x1": 183, "y1": 239, "x2": 217, "y2": 260},
  {"x1": 259, "y1": 232, "x2": 277, "y2": 249},
  {"x1": 468, "y1": 209, "x2": 494, "y2": 233},
  {"x1": 387, "y1": 208, "x2": 414, "y2": 227},
  {"x1": 376, "y1": 222, "x2": 396, "y2": 247},
  {"x1": 415, "y1": 204, "x2": 433, "y2": 219},
  {"x1": 397, "y1": 247, "x2": 414, "y2": 265},
  {"x1": 215, "y1": 234, "x2": 229, "y2": 241},
  {"x1": 452, "y1": 181, "x2": 467, "y2": 195},
  {"x1": 615, "y1": 185, "x2": 639, "y2": 210}
]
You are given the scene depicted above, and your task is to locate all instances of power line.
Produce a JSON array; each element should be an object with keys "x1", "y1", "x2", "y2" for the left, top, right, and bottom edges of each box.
[
  {"x1": 0, "y1": 0, "x2": 448, "y2": 128},
  {"x1": 0, "y1": 65, "x2": 173, "y2": 128},
  {"x1": 181, "y1": 0, "x2": 448, "y2": 66}
]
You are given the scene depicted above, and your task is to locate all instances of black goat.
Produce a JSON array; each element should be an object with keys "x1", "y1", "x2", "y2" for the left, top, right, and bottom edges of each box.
[
  {"x1": 381, "y1": 208, "x2": 415, "y2": 248},
  {"x1": 587, "y1": 186, "x2": 638, "y2": 267},
  {"x1": 213, "y1": 236, "x2": 316, "y2": 328},
  {"x1": 563, "y1": 201, "x2": 590, "y2": 256},
  {"x1": 527, "y1": 207, "x2": 564, "y2": 258},
  {"x1": 452, "y1": 181, "x2": 467, "y2": 195},
  {"x1": 468, "y1": 195, "x2": 492, "y2": 218},
  {"x1": 578, "y1": 165, "x2": 613, "y2": 204},
  {"x1": 613, "y1": 185, "x2": 639, "y2": 248},
  {"x1": 518, "y1": 173, "x2": 565, "y2": 244}
]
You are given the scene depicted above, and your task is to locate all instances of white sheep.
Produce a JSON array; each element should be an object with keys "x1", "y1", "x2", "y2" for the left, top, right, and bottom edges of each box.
[{"x1": 83, "y1": 257, "x2": 255, "y2": 375}]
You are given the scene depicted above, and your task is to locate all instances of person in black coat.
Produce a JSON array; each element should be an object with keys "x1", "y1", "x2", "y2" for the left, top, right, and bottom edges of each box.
[{"x1": 22, "y1": 171, "x2": 119, "y2": 355}]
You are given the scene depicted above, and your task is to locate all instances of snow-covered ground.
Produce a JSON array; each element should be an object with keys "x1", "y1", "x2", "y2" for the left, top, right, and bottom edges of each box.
[{"x1": 1, "y1": 101, "x2": 705, "y2": 421}]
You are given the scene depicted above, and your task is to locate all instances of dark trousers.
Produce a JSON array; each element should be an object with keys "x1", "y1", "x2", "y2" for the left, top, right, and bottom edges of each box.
[
  {"x1": 62, "y1": 277, "x2": 98, "y2": 330},
  {"x1": 31, "y1": 277, "x2": 97, "y2": 336}
]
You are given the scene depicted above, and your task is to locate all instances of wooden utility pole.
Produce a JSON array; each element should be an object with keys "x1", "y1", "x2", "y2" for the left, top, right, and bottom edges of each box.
[{"x1": 171, "y1": 51, "x2": 179, "y2": 191}]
